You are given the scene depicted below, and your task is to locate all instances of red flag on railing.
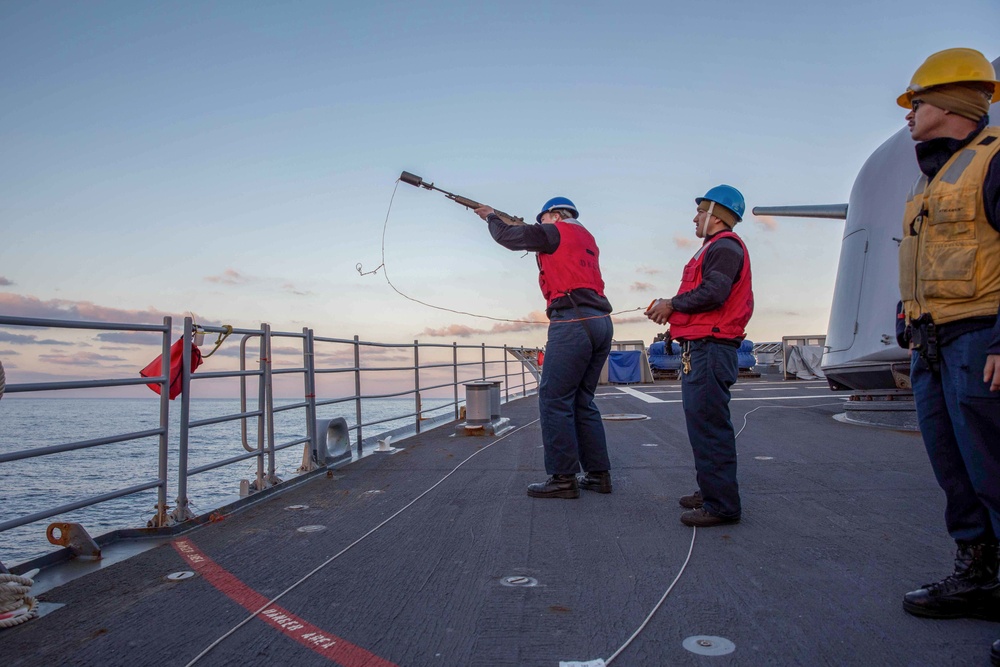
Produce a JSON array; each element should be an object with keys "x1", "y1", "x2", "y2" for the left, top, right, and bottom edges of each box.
[{"x1": 140, "y1": 339, "x2": 203, "y2": 400}]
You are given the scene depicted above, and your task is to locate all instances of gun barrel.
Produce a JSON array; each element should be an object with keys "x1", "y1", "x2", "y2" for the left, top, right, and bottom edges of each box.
[{"x1": 751, "y1": 204, "x2": 848, "y2": 220}]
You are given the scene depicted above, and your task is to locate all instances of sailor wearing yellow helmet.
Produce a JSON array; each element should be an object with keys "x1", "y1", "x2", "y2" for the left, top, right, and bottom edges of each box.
[{"x1": 894, "y1": 47, "x2": 1000, "y2": 666}]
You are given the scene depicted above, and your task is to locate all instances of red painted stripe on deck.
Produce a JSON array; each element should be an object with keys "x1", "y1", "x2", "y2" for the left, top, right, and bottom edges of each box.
[{"x1": 173, "y1": 539, "x2": 397, "y2": 667}]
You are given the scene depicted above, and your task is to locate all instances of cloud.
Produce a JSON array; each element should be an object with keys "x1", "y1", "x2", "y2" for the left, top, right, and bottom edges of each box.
[
  {"x1": 629, "y1": 282, "x2": 655, "y2": 292},
  {"x1": 753, "y1": 215, "x2": 779, "y2": 231},
  {"x1": 420, "y1": 311, "x2": 548, "y2": 338},
  {"x1": 636, "y1": 266, "x2": 662, "y2": 275},
  {"x1": 0, "y1": 331, "x2": 69, "y2": 345},
  {"x1": 0, "y1": 293, "x2": 172, "y2": 324},
  {"x1": 205, "y1": 269, "x2": 251, "y2": 285},
  {"x1": 95, "y1": 332, "x2": 166, "y2": 345},
  {"x1": 282, "y1": 283, "x2": 312, "y2": 296},
  {"x1": 421, "y1": 324, "x2": 483, "y2": 338},
  {"x1": 38, "y1": 351, "x2": 127, "y2": 366},
  {"x1": 0, "y1": 276, "x2": 13, "y2": 286},
  {"x1": 673, "y1": 235, "x2": 698, "y2": 249},
  {"x1": 0, "y1": 349, "x2": 20, "y2": 356},
  {"x1": 611, "y1": 314, "x2": 650, "y2": 325}
]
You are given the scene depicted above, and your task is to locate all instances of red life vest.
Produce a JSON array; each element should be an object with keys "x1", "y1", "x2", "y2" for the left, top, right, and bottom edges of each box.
[
  {"x1": 536, "y1": 221, "x2": 606, "y2": 307},
  {"x1": 669, "y1": 231, "x2": 754, "y2": 340}
]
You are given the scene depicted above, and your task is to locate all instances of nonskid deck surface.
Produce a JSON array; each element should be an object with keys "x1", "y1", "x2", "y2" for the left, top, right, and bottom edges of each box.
[{"x1": 1, "y1": 379, "x2": 994, "y2": 666}]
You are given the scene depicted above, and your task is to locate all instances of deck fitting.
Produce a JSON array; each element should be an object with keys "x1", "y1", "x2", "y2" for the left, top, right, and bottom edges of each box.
[
  {"x1": 500, "y1": 575, "x2": 537, "y2": 587},
  {"x1": 601, "y1": 414, "x2": 649, "y2": 421},
  {"x1": 682, "y1": 635, "x2": 735, "y2": 656},
  {"x1": 296, "y1": 525, "x2": 326, "y2": 533},
  {"x1": 165, "y1": 571, "x2": 195, "y2": 581},
  {"x1": 285, "y1": 505, "x2": 309, "y2": 510}
]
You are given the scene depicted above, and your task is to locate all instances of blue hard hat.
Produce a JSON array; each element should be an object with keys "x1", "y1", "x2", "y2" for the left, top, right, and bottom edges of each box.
[
  {"x1": 695, "y1": 185, "x2": 745, "y2": 222},
  {"x1": 536, "y1": 196, "x2": 579, "y2": 223}
]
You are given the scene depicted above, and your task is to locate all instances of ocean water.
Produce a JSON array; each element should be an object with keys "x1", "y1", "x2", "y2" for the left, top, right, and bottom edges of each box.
[{"x1": 0, "y1": 397, "x2": 454, "y2": 568}]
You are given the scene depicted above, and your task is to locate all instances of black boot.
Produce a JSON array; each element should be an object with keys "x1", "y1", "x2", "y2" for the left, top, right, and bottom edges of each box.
[
  {"x1": 527, "y1": 474, "x2": 579, "y2": 499},
  {"x1": 578, "y1": 471, "x2": 612, "y2": 494},
  {"x1": 679, "y1": 490, "x2": 703, "y2": 509},
  {"x1": 991, "y1": 639, "x2": 1000, "y2": 667},
  {"x1": 903, "y1": 542, "x2": 1000, "y2": 620}
]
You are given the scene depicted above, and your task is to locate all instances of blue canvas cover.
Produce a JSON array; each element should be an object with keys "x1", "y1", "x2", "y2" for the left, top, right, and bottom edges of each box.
[{"x1": 608, "y1": 350, "x2": 642, "y2": 383}]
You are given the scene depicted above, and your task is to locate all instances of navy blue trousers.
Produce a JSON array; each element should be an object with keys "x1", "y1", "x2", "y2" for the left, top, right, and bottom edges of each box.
[
  {"x1": 911, "y1": 327, "x2": 1000, "y2": 545},
  {"x1": 538, "y1": 307, "x2": 613, "y2": 475},
  {"x1": 681, "y1": 339, "x2": 742, "y2": 519}
]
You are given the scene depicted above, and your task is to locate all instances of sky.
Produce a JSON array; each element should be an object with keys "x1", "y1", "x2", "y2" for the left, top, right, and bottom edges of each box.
[{"x1": 1, "y1": 0, "x2": 998, "y2": 395}]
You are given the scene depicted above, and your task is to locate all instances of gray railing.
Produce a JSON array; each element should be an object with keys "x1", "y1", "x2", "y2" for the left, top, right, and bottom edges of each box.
[{"x1": 0, "y1": 314, "x2": 540, "y2": 568}]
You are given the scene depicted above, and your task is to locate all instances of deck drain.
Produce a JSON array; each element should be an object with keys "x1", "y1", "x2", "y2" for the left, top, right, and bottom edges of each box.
[
  {"x1": 297, "y1": 525, "x2": 327, "y2": 533},
  {"x1": 754, "y1": 456, "x2": 774, "y2": 460},
  {"x1": 601, "y1": 414, "x2": 649, "y2": 421},
  {"x1": 501, "y1": 575, "x2": 538, "y2": 587},
  {"x1": 285, "y1": 504, "x2": 309, "y2": 510},
  {"x1": 682, "y1": 635, "x2": 735, "y2": 656},
  {"x1": 165, "y1": 571, "x2": 196, "y2": 581}
]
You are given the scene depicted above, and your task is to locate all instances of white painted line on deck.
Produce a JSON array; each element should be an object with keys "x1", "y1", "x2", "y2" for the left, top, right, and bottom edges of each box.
[
  {"x1": 746, "y1": 387, "x2": 812, "y2": 391},
  {"x1": 615, "y1": 386, "x2": 666, "y2": 403},
  {"x1": 609, "y1": 392, "x2": 849, "y2": 405}
]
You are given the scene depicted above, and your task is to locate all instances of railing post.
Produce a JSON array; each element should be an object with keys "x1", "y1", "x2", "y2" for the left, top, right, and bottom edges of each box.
[
  {"x1": 481, "y1": 343, "x2": 486, "y2": 380},
  {"x1": 255, "y1": 325, "x2": 266, "y2": 486},
  {"x1": 304, "y1": 328, "x2": 317, "y2": 464},
  {"x1": 172, "y1": 317, "x2": 195, "y2": 523},
  {"x1": 521, "y1": 343, "x2": 527, "y2": 398},
  {"x1": 503, "y1": 344, "x2": 509, "y2": 404},
  {"x1": 414, "y1": 340, "x2": 421, "y2": 435},
  {"x1": 151, "y1": 316, "x2": 171, "y2": 527},
  {"x1": 354, "y1": 335, "x2": 363, "y2": 455},
  {"x1": 264, "y1": 323, "x2": 278, "y2": 487},
  {"x1": 452, "y1": 342, "x2": 459, "y2": 420}
]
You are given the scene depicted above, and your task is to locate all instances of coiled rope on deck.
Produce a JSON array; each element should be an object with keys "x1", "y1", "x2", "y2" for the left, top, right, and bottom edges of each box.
[
  {"x1": 0, "y1": 571, "x2": 39, "y2": 629},
  {"x1": 0, "y1": 358, "x2": 6, "y2": 401}
]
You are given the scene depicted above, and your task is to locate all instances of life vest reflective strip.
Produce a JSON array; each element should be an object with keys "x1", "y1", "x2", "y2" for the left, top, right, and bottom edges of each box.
[
  {"x1": 140, "y1": 338, "x2": 204, "y2": 400},
  {"x1": 669, "y1": 231, "x2": 754, "y2": 340},
  {"x1": 899, "y1": 125, "x2": 1000, "y2": 325},
  {"x1": 536, "y1": 220, "x2": 606, "y2": 307}
]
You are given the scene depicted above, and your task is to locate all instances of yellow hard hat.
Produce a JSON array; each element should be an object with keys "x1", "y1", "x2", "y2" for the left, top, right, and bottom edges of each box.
[{"x1": 897, "y1": 48, "x2": 1000, "y2": 108}]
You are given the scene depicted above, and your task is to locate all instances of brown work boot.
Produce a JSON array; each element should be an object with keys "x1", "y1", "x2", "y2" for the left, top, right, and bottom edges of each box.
[
  {"x1": 679, "y1": 490, "x2": 703, "y2": 509},
  {"x1": 903, "y1": 542, "x2": 1000, "y2": 620},
  {"x1": 578, "y1": 471, "x2": 612, "y2": 494},
  {"x1": 680, "y1": 507, "x2": 740, "y2": 527},
  {"x1": 527, "y1": 474, "x2": 580, "y2": 499}
]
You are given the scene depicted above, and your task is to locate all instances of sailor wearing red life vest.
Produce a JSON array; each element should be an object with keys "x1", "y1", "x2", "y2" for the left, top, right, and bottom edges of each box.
[
  {"x1": 646, "y1": 185, "x2": 753, "y2": 527},
  {"x1": 475, "y1": 197, "x2": 614, "y2": 499}
]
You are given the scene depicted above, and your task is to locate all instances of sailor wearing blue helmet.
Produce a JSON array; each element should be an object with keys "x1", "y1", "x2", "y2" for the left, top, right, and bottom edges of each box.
[
  {"x1": 474, "y1": 196, "x2": 614, "y2": 499},
  {"x1": 646, "y1": 185, "x2": 754, "y2": 528}
]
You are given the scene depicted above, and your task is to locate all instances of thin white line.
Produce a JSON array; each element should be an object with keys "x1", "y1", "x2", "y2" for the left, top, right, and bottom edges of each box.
[
  {"x1": 603, "y1": 527, "x2": 697, "y2": 666},
  {"x1": 186, "y1": 419, "x2": 541, "y2": 667}
]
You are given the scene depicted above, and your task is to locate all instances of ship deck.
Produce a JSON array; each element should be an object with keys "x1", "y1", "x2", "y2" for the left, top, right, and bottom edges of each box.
[{"x1": 1, "y1": 377, "x2": 995, "y2": 666}]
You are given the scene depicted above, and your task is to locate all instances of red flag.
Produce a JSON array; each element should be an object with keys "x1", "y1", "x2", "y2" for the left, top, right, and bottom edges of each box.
[{"x1": 140, "y1": 338, "x2": 203, "y2": 399}]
